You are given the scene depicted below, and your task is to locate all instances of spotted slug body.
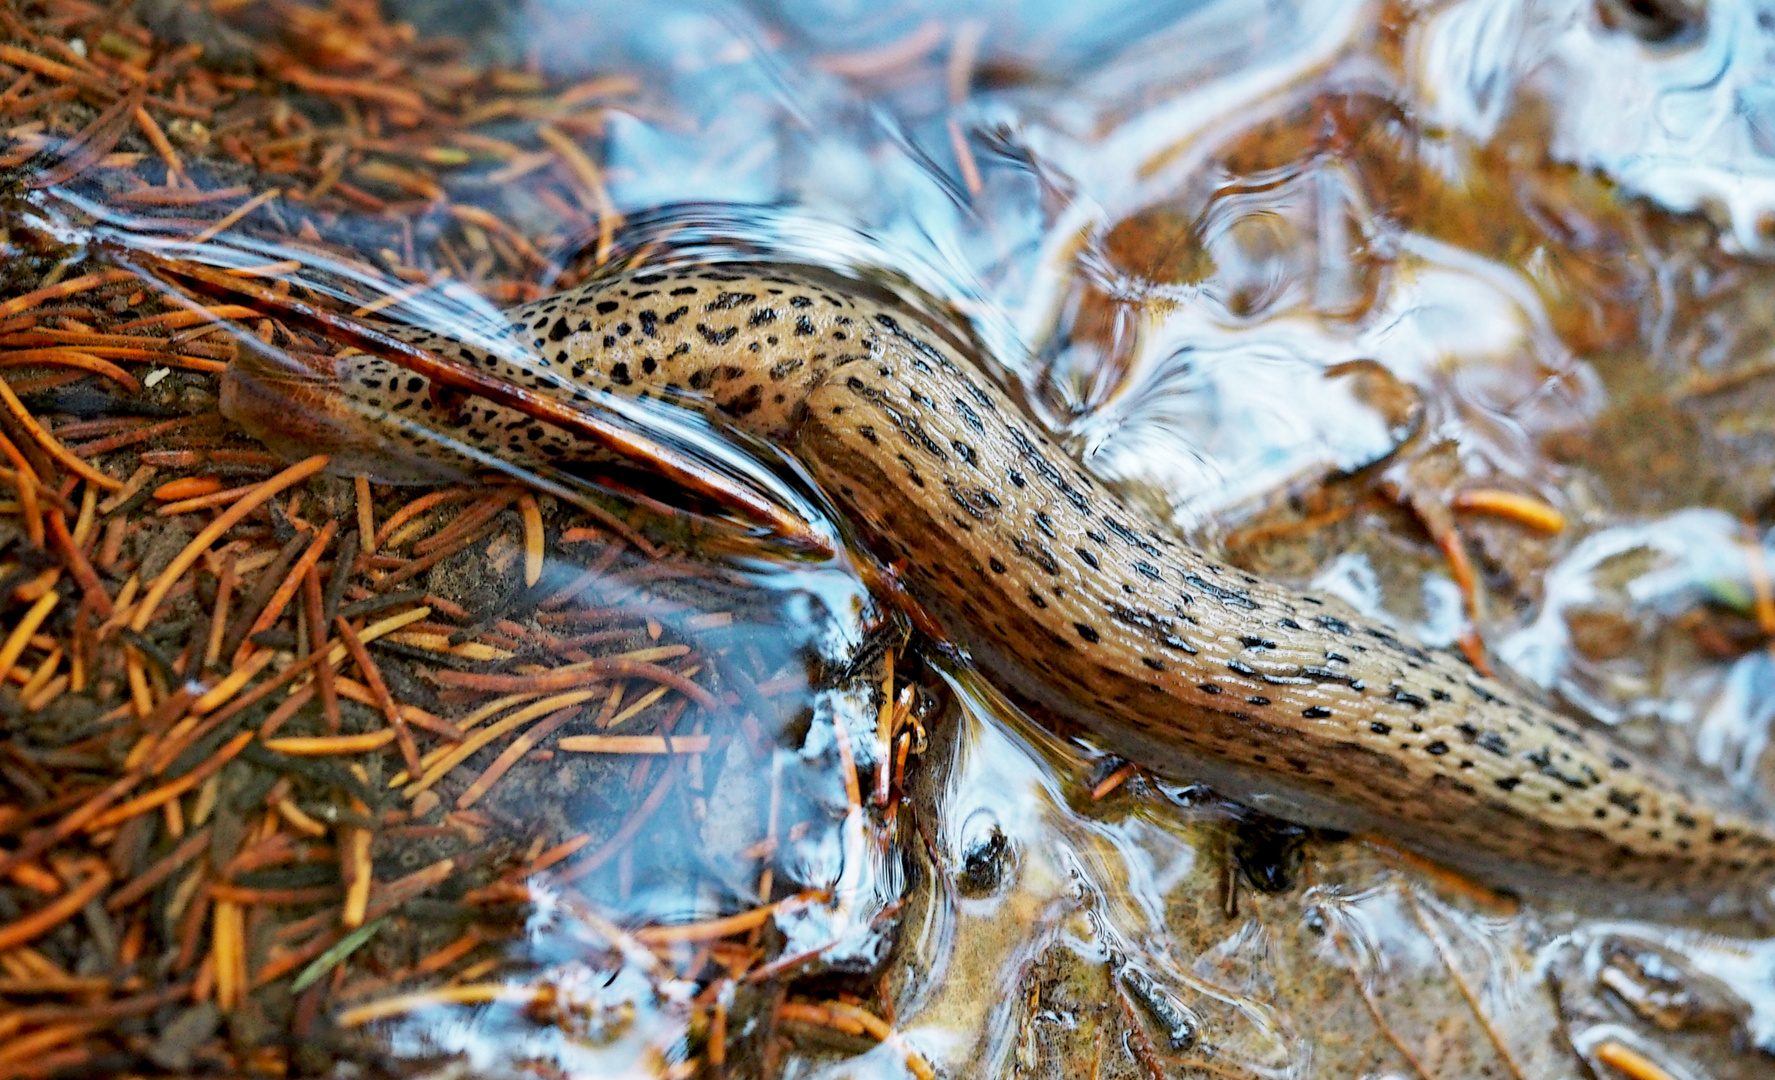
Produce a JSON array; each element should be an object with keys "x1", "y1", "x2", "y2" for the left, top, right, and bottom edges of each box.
[{"x1": 224, "y1": 263, "x2": 1775, "y2": 904}]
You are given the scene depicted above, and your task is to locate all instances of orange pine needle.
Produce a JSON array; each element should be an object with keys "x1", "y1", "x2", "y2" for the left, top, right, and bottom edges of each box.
[
  {"x1": 0, "y1": 374, "x2": 122, "y2": 490},
  {"x1": 429, "y1": 657, "x2": 716, "y2": 708},
  {"x1": 264, "y1": 731, "x2": 397, "y2": 755},
  {"x1": 519, "y1": 493, "x2": 544, "y2": 587},
  {"x1": 129, "y1": 455, "x2": 330, "y2": 634},
  {"x1": 84, "y1": 732, "x2": 254, "y2": 832},
  {"x1": 5, "y1": 862, "x2": 62, "y2": 897},
  {"x1": 189, "y1": 187, "x2": 281, "y2": 244},
  {"x1": 1594, "y1": 1041, "x2": 1678, "y2": 1080},
  {"x1": 1091, "y1": 761, "x2": 1140, "y2": 800},
  {"x1": 212, "y1": 898, "x2": 243, "y2": 1010},
  {"x1": 779, "y1": 1000, "x2": 934, "y2": 1080},
  {"x1": 1450, "y1": 488, "x2": 1565, "y2": 534},
  {"x1": 454, "y1": 703, "x2": 582, "y2": 810},
  {"x1": 555, "y1": 734, "x2": 712, "y2": 754},
  {"x1": 333, "y1": 982, "x2": 534, "y2": 1027},
  {"x1": 152, "y1": 476, "x2": 226, "y2": 501},
  {"x1": 373, "y1": 486, "x2": 474, "y2": 550},
  {"x1": 1742, "y1": 526, "x2": 1775, "y2": 636},
  {"x1": 0, "y1": 268, "x2": 136, "y2": 320},
  {"x1": 412, "y1": 930, "x2": 482, "y2": 975},
  {"x1": 0, "y1": 867, "x2": 110, "y2": 952},
  {"x1": 0, "y1": 436, "x2": 44, "y2": 546},
  {"x1": 635, "y1": 891, "x2": 822, "y2": 945},
  {"x1": 0, "y1": 591, "x2": 58, "y2": 686},
  {"x1": 340, "y1": 823, "x2": 372, "y2": 929}
]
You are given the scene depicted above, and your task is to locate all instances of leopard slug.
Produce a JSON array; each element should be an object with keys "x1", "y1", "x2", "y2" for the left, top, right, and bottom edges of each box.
[{"x1": 222, "y1": 262, "x2": 1775, "y2": 907}]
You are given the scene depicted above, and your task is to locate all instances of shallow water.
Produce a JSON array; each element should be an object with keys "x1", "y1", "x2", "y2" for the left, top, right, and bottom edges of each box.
[{"x1": 9, "y1": 0, "x2": 1775, "y2": 1076}]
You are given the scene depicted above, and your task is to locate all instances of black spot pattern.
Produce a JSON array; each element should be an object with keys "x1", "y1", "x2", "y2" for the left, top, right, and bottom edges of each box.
[{"x1": 271, "y1": 262, "x2": 1775, "y2": 901}]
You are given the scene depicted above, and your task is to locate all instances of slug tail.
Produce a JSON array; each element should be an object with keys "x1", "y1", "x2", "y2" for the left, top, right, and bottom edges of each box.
[{"x1": 220, "y1": 341, "x2": 468, "y2": 485}]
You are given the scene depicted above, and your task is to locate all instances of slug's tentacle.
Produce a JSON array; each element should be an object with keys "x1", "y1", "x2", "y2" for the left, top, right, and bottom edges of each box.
[{"x1": 222, "y1": 262, "x2": 1775, "y2": 907}]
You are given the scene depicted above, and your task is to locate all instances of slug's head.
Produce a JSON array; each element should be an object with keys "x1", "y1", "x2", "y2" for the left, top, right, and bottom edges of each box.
[{"x1": 221, "y1": 340, "x2": 468, "y2": 485}]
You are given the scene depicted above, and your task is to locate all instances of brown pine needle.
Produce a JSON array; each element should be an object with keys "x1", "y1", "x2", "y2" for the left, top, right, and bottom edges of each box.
[
  {"x1": 0, "y1": 44, "x2": 84, "y2": 85},
  {"x1": 815, "y1": 17, "x2": 945, "y2": 77},
  {"x1": 106, "y1": 827, "x2": 211, "y2": 911},
  {"x1": 0, "y1": 347, "x2": 140, "y2": 389},
  {"x1": 335, "y1": 615, "x2": 421, "y2": 776},
  {"x1": 1435, "y1": 526, "x2": 1481, "y2": 622},
  {"x1": 1357, "y1": 834, "x2": 1518, "y2": 912},
  {"x1": 376, "y1": 517, "x2": 504, "y2": 588},
  {"x1": 233, "y1": 519, "x2": 338, "y2": 665},
  {"x1": 303, "y1": 561, "x2": 342, "y2": 731},
  {"x1": 26, "y1": 87, "x2": 144, "y2": 189},
  {"x1": 947, "y1": 117, "x2": 983, "y2": 196},
  {"x1": 1323, "y1": 911, "x2": 1435, "y2": 1080},
  {"x1": 0, "y1": 1020, "x2": 103, "y2": 1071},
  {"x1": 828, "y1": 699, "x2": 863, "y2": 811},
  {"x1": 410, "y1": 490, "x2": 518, "y2": 556},
  {"x1": 45, "y1": 507, "x2": 110, "y2": 617},
  {"x1": 1401, "y1": 889, "x2": 1527, "y2": 1080}
]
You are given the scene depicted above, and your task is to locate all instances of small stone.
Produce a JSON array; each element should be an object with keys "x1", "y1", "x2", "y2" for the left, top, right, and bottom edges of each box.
[{"x1": 149, "y1": 1001, "x2": 221, "y2": 1072}]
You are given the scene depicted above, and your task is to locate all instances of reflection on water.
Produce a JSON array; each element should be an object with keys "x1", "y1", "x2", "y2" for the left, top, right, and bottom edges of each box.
[
  {"x1": 7, "y1": 0, "x2": 1775, "y2": 1076},
  {"x1": 1422, "y1": 0, "x2": 1775, "y2": 257}
]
